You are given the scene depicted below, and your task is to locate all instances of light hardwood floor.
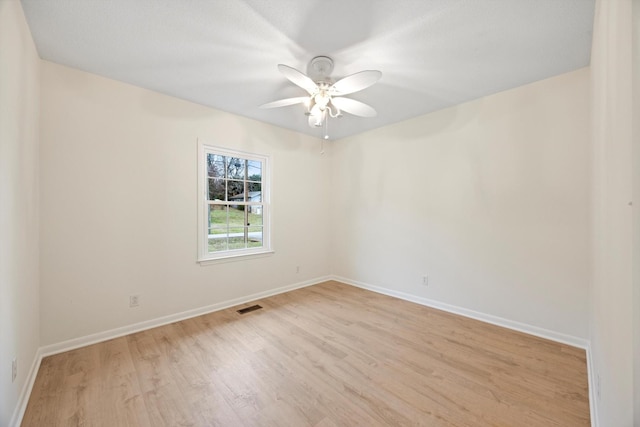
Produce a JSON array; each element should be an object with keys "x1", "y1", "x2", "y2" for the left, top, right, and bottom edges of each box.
[{"x1": 22, "y1": 281, "x2": 590, "y2": 426}]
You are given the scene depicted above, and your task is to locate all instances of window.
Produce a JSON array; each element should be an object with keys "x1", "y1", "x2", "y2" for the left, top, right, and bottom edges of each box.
[{"x1": 198, "y1": 142, "x2": 271, "y2": 262}]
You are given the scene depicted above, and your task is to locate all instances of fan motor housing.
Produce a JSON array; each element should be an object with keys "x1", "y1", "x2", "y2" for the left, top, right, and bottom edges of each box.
[{"x1": 308, "y1": 56, "x2": 334, "y2": 82}]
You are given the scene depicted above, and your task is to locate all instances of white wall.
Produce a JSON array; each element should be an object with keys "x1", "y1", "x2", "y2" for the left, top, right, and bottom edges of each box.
[
  {"x1": 0, "y1": 0, "x2": 41, "y2": 425},
  {"x1": 39, "y1": 61, "x2": 331, "y2": 346},
  {"x1": 590, "y1": 0, "x2": 635, "y2": 425},
  {"x1": 330, "y1": 68, "x2": 591, "y2": 341}
]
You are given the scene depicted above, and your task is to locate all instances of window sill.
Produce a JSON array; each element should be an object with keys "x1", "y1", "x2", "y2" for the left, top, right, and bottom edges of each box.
[{"x1": 198, "y1": 249, "x2": 275, "y2": 266}]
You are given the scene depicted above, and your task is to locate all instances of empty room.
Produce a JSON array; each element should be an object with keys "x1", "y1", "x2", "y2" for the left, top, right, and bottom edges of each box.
[{"x1": 1, "y1": 0, "x2": 638, "y2": 426}]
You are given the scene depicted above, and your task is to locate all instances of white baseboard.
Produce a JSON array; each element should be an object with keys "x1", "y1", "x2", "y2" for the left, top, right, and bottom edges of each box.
[
  {"x1": 332, "y1": 275, "x2": 590, "y2": 349},
  {"x1": 586, "y1": 345, "x2": 599, "y2": 427},
  {"x1": 40, "y1": 276, "x2": 331, "y2": 358},
  {"x1": 11, "y1": 276, "x2": 330, "y2": 427},
  {"x1": 9, "y1": 347, "x2": 43, "y2": 427}
]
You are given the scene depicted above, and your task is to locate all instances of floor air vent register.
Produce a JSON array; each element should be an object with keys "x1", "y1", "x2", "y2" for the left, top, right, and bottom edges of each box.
[{"x1": 236, "y1": 304, "x2": 263, "y2": 314}]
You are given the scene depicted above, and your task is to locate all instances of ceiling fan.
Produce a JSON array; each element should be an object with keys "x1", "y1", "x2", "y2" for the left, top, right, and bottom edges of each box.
[{"x1": 260, "y1": 56, "x2": 382, "y2": 138}]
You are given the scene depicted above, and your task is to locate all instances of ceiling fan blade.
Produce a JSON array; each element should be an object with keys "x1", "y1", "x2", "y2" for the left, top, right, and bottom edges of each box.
[
  {"x1": 331, "y1": 97, "x2": 377, "y2": 117},
  {"x1": 278, "y1": 64, "x2": 318, "y2": 95},
  {"x1": 259, "y1": 97, "x2": 308, "y2": 109},
  {"x1": 330, "y1": 70, "x2": 382, "y2": 96}
]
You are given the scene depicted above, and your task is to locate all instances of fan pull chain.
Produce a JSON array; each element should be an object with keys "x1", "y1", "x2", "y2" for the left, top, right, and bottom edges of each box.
[
  {"x1": 324, "y1": 115, "x2": 329, "y2": 140},
  {"x1": 320, "y1": 117, "x2": 328, "y2": 154}
]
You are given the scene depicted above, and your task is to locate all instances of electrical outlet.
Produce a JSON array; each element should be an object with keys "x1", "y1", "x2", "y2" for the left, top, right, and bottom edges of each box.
[
  {"x1": 422, "y1": 275, "x2": 429, "y2": 286},
  {"x1": 596, "y1": 374, "x2": 601, "y2": 400},
  {"x1": 11, "y1": 358, "x2": 17, "y2": 382},
  {"x1": 129, "y1": 295, "x2": 140, "y2": 308},
  {"x1": 296, "y1": 266, "x2": 300, "y2": 274}
]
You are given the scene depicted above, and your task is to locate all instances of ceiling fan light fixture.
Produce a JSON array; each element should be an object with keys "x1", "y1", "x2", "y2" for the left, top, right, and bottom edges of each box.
[
  {"x1": 261, "y1": 56, "x2": 381, "y2": 139},
  {"x1": 303, "y1": 97, "x2": 313, "y2": 116},
  {"x1": 327, "y1": 103, "x2": 341, "y2": 118},
  {"x1": 309, "y1": 104, "x2": 324, "y2": 127},
  {"x1": 314, "y1": 92, "x2": 330, "y2": 109}
]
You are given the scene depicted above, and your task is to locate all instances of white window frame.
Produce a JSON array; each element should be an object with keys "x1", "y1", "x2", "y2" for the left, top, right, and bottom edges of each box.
[{"x1": 197, "y1": 141, "x2": 272, "y2": 263}]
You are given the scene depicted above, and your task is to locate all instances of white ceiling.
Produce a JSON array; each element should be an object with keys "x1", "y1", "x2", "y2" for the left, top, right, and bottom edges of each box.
[{"x1": 20, "y1": 0, "x2": 595, "y2": 141}]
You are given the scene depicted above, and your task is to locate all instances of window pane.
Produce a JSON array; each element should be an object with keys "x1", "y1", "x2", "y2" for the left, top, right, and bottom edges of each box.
[
  {"x1": 208, "y1": 204, "x2": 228, "y2": 253},
  {"x1": 247, "y1": 206, "x2": 262, "y2": 225},
  {"x1": 209, "y1": 205, "x2": 228, "y2": 229},
  {"x1": 248, "y1": 160, "x2": 261, "y2": 182},
  {"x1": 208, "y1": 178, "x2": 225, "y2": 201},
  {"x1": 208, "y1": 236, "x2": 228, "y2": 252},
  {"x1": 247, "y1": 182, "x2": 261, "y2": 196},
  {"x1": 227, "y1": 180, "x2": 245, "y2": 201},
  {"x1": 248, "y1": 226, "x2": 262, "y2": 248},
  {"x1": 227, "y1": 157, "x2": 246, "y2": 180},
  {"x1": 228, "y1": 205, "x2": 246, "y2": 233},
  {"x1": 207, "y1": 154, "x2": 226, "y2": 178},
  {"x1": 208, "y1": 225, "x2": 228, "y2": 235},
  {"x1": 228, "y1": 236, "x2": 246, "y2": 250}
]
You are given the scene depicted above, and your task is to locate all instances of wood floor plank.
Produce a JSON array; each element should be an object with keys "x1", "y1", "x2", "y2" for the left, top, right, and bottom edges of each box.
[{"x1": 22, "y1": 281, "x2": 590, "y2": 426}]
